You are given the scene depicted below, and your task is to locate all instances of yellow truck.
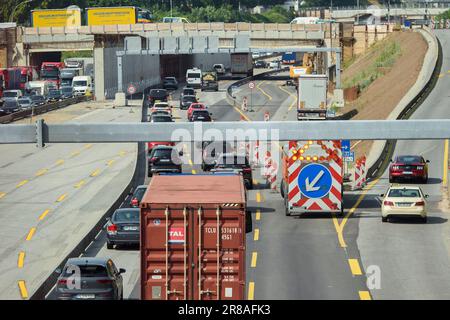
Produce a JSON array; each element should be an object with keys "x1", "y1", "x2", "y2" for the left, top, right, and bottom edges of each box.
[
  {"x1": 31, "y1": 8, "x2": 82, "y2": 27},
  {"x1": 86, "y1": 7, "x2": 152, "y2": 26}
]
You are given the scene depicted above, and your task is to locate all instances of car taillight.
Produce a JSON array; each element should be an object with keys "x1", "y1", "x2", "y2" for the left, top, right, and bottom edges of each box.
[
  {"x1": 243, "y1": 168, "x2": 252, "y2": 173},
  {"x1": 150, "y1": 157, "x2": 159, "y2": 163},
  {"x1": 107, "y1": 224, "x2": 117, "y2": 234},
  {"x1": 383, "y1": 201, "x2": 394, "y2": 206},
  {"x1": 391, "y1": 166, "x2": 399, "y2": 170},
  {"x1": 96, "y1": 279, "x2": 113, "y2": 284},
  {"x1": 131, "y1": 198, "x2": 139, "y2": 207},
  {"x1": 58, "y1": 279, "x2": 67, "y2": 285},
  {"x1": 415, "y1": 201, "x2": 425, "y2": 206}
]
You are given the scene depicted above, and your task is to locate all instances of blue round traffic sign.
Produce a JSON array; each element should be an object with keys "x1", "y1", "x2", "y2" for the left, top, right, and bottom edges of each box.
[{"x1": 298, "y1": 163, "x2": 332, "y2": 199}]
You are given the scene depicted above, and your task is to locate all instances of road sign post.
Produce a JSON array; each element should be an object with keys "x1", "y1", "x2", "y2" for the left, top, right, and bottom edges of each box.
[
  {"x1": 249, "y1": 82, "x2": 255, "y2": 112},
  {"x1": 127, "y1": 84, "x2": 137, "y2": 113}
]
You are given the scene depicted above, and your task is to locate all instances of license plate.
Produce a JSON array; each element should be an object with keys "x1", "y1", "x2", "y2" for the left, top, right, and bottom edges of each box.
[
  {"x1": 403, "y1": 171, "x2": 413, "y2": 175},
  {"x1": 197, "y1": 117, "x2": 205, "y2": 119},
  {"x1": 123, "y1": 226, "x2": 138, "y2": 231},
  {"x1": 160, "y1": 159, "x2": 170, "y2": 162},
  {"x1": 77, "y1": 294, "x2": 95, "y2": 299},
  {"x1": 397, "y1": 203, "x2": 411, "y2": 207}
]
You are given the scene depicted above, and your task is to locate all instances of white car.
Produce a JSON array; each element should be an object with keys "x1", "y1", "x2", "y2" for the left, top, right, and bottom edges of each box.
[
  {"x1": 213, "y1": 64, "x2": 226, "y2": 74},
  {"x1": 150, "y1": 102, "x2": 172, "y2": 115},
  {"x1": 380, "y1": 185, "x2": 428, "y2": 223},
  {"x1": 269, "y1": 61, "x2": 279, "y2": 69}
]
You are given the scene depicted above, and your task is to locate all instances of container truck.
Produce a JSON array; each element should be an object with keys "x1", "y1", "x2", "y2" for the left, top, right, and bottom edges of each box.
[
  {"x1": 282, "y1": 52, "x2": 302, "y2": 65},
  {"x1": 297, "y1": 74, "x2": 328, "y2": 121},
  {"x1": 280, "y1": 140, "x2": 343, "y2": 216},
  {"x1": 86, "y1": 7, "x2": 151, "y2": 26},
  {"x1": 231, "y1": 53, "x2": 253, "y2": 78},
  {"x1": 31, "y1": 8, "x2": 82, "y2": 27},
  {"x1": 17, "y1": 66, "x2": 39, "y2": 91},
  {"x1": 140, "y1": 174, "x2": 251, "y2": 300}
]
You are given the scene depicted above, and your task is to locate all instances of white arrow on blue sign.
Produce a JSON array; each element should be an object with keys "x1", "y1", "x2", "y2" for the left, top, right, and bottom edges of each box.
[
  {"x1": 297, "y1": 163, "x2": 332, "y2": 199},
  {"x1": 341, "y1": 140, "x2": 350, "y2": 153}
]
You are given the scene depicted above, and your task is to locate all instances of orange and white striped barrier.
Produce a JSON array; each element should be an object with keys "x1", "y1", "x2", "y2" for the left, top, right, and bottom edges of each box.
[{"x1": 352, "y1": 156, "x2": 367, "y2": 190}]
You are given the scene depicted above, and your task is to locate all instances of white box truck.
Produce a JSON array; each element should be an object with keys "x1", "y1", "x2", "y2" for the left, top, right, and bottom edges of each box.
[
  {"x1": 297, "y1": 74, "x2": 328, "y2": 121},
  {"x1": 231, "y1": 53, "x2": 253, "y2": 78}
]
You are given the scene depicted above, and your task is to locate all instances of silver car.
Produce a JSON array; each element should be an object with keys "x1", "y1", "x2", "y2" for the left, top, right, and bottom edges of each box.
[
  {"x1": 55, "y1": 257, "x2": 125, "y2": 300},
  {"x1": 17, "y1": 97, "x2": 33, "y2": 109}
]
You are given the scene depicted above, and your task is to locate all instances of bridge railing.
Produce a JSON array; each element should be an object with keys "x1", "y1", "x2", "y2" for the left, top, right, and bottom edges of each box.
[
  {"x1": 22, "y1": 22, "x2": 328, "y2": 36},
  {"x1": 302, "y1": 1, "x2": 450, "y2": 11}
]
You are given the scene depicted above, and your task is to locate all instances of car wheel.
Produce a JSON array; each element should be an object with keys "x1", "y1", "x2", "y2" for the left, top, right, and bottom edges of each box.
[
  {"x1": 382, "y1": 216, "x2": 388, "y2": 223},
  {"x1": 107, "y1": 242, "x2": 114, "y2": 249}
]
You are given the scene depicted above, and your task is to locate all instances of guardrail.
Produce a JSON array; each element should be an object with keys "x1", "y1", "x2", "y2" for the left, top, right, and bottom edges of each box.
[
  {"x1": 366, "y1": 32, "x2": 443, "y2": 179},
  {"x1": 30, "y1": 101, "x2": 146, "y2": 300},
  {"x1": 301, "y1": 2, "x2": 450, "y2": 11},
  {"x1": 0, "y1": 95, "x2": 91, "y2": 124}
]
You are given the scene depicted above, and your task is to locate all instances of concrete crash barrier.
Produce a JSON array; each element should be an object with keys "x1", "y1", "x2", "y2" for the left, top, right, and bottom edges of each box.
[{"x1": 0, "y1": 96, "x2": 92, "y2": 124}]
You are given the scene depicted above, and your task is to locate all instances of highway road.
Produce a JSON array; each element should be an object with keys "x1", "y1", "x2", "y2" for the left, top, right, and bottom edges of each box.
[
  {"x1": 0, "y1": 101, "x2": 141, "y2": 299},
  {"x1": 349, "y1": 30, "x2": 450, "y2": 299}
]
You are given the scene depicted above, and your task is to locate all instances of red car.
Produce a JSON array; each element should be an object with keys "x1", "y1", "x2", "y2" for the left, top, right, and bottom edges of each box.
[
  {"x1": 187, "y1": 103, "x2": 206, "y2": 121},
  {"x1": 147, "y1": 141, "x2": 175, "y2": 154},
  {"x1": 389, "y1": 155, "x2": 429, "y2": 183}
]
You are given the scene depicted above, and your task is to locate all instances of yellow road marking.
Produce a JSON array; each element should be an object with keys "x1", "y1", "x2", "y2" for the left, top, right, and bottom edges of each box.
[
  {"x1": 278, "y1": 85, "x2": 298, "y2": 111},
  {"x1": 84, "y1": 144, "x2": 93, "y2": 149},
  {"x1": 18, "y1": 281, "x2": 28, "y2": 299},
  {"x1": 56, "y1": 193, "x2": 67, "y2": 202},
  {"x1": 443, "y1": 139, "x2": 448, "y2": 186},
  {"x1": 254, "y1": 228, "x2": 260, "y2": 241},
  {"x1": 38, "y1": 209, "x2": 50, "y2": 221},
  {"x1": 56, "y1": 159, "x2": 64, "y2": 166},
  {"x1": 233, "y1": 105, "x2": 250, "y2": 121},
  {"x1": 332, "y1": 178, "x2": 380, "y2": 248},
  {"x1": 26, "y1": 228, "x2": 36, "y2": 241},
  {"x1": 16, "y1": 180, "x2": 28, "y2": 188},
  {"x1": 252, "y1": 179, "x2": 258, "y2": 186},
  {"x1": 70, "y1": 150, "x2": 80, "y2": 157},
  {"x1": 0, "y1": 192, "x2": 6, "y2": 199},
  {"x1": 348, "y1": 259, "x2": 363, "y2": 276},
  {"x1": 288, "y1": 98, "x2": 297, "y2": 112},
  {"x1": 256, "y1": 209, "x2": 261, "y2": 221},
  {"x1": 359, "y1": 291, "x2": 372, "y2": 300},
  {"x1": 256, "y1": 192, "x2": 261, "y2": 203},
  {"x1": 251, "y1": 252, "x2": 258, "y2": 267},
  {"x1": 107, "y1": 160, "x2": 115, "y2": 167},
  {"x1": 18, "y1": 252, "x2": 25, "y2": 268},
  {"x1": 192, "y1": 169, "x2": 197, "y2": 174},
  {"x1": 439, "y1": 73, "x2": 444, "y2": 78},
  {"x1": 90, "y1": 169, "x2": 101, "y2": 177},
  {"x1": 35, "y1": 168, "x2": 48, "y2": 177},
  {"x1": 188, "y1": 159, "x2": 193, "y2": 166},
  {"x1": 257, "y1": 81, "x2": 272, "y2": 100},
  {"x1": 248, "y1": 282, "x2": 255, "y2": 300},
  {"x1": 119, "y1": 151, "x2": 126, "y2": 156},
  {"x1": 74, "y1": 180, "x2": 85, "y2": 189}
]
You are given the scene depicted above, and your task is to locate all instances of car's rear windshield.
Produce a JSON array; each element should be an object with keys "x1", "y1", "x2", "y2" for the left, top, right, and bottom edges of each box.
[
  {"x1": 63, "y1": 264, "x2": 108, "y2": 277},
  {"x1": 114, "y1": 210, "x2": 139, "y2": 222},
  {"x1": 183, "y1": 89, "x2": 195, "y2": 95},
  {"x1": 183, "y1": 96, "x2": 196, "y2": 102},
  {"x1": 397, "y1": 156, "x2": 422, "y2": 163},
  {"x1": 3, "y1": 92, "x2": 17, "y2": 97},
  {"x1": 152, "y1": 148, "x2": 174, "y2": 158},
  {"x1": 18, "y1": 98, "x2": 30, "y2": 102},
  {"x1": 133, "y1": 188, "x2": 146, "y2": 200},
  {"x1": 388, "y1": 189, "x2": 421, "y2": 198},
  {"x1": 193, "y1": 110, "x2": 209, "y2": 116},
  {"x1": 152, "y1": 116, "x2": 172, "y2": 122},
  {"x1": 149, "y1": 89, "x2": 167, "y2": 98},
  {"x1": 187, "y1": 72, "x2": 201, "y2": 79},
  {"x1": 31, "y1": 96, "x2": 44, "y2": 101}
]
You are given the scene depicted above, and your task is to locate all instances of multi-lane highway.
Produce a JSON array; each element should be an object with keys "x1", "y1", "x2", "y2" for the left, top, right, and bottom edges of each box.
[{"x1": 2, "y1": 29, "x2": 450, "y2": 300}]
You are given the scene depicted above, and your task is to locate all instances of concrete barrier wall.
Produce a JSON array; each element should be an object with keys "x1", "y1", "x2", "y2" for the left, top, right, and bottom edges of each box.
[{"x1": 96, "y1": 47, "x2": 161, "y2": 100}]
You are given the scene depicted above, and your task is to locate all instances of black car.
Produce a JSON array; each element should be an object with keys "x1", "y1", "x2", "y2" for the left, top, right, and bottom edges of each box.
[
  {"x1": 254, "y1": 60, "x2": 268, "y2": 68},
  {"x1": 0, "y1": 99, "x2": 20, "y2": 114},
  {"x1": 151, "y1": 114, "x2": 173, "y2": 122},
  {"x1": 180, "y1": 87, "x2": 196, "y2": 100},
  {"x1": 190, "y1": 109, "x2": 212, "y2": 122},
  {"x1": 126, "y1": 185, "x2": 147, "y2": 208},
  {"x1": 201, "y1": 141, "x2": 233, "y2": 171},
  {"x1": 145, "y1": 89, "x2": 168, "y2": 108},
  {"x1": 47, "y1": 89, "x2": 63, "y2": 102},
  {"x1": 148, "y1": 146, "x2": 183, "y2": 177},
  {"x1": 106, "y1": 208, "x2": 140, "y2": 249},
  {"x1": 61, "y1": 86, "x2": 74, "y2": 99},
  {"x1": 180, "y1": 95, "x2": 197, "y2": 110},
  {"x1": 163, "y1": 77, "x2": 178, "y2": 90},
  {"x1": 54, "y1": 257, "x2": 125, "y2": 300},
  {"x1": 212, "y1": 153, "x2": 253, "y2": 189},
  {"x1": 30, "y1": 95, "x2": 47, "y2": 106}
]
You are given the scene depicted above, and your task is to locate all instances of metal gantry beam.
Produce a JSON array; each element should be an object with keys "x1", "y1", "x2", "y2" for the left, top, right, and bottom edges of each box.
[{"x1": 1, "y1": 120, "x2": 450, "y2": 145}]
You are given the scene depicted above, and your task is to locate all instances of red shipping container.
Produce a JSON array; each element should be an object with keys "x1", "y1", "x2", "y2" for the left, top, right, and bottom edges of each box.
[{"x1": 140, "y1": 175, "x2": 247, "y2": 300}]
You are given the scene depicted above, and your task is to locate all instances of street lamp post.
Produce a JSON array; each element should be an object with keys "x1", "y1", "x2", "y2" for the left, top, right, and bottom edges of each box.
[
  {"x1": 9, "y1": 0, "x2": 33, "y2": 23},
  {"x1": 170, "y1": 0, "x2": 173, "y2": 18}
]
